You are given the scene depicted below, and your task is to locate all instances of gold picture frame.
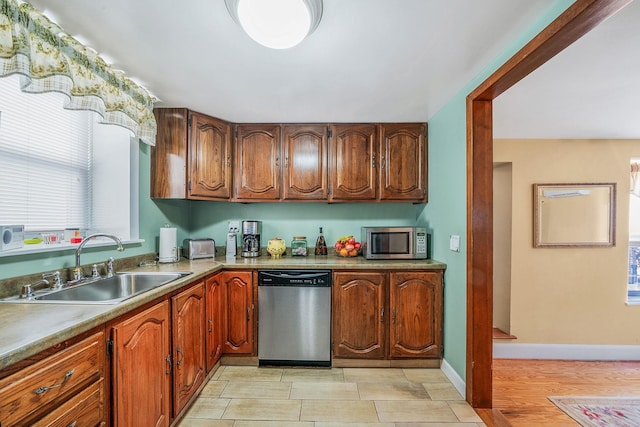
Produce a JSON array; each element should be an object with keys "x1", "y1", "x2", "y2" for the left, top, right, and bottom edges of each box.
[{"x1": 533, "y1": 183, "x2": 616, "y2": 248}]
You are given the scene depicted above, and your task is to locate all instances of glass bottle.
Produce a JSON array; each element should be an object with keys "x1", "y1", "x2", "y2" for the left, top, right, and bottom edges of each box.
[{"x1": 315, "y1": 227, "x2": 327, "y2": 255}]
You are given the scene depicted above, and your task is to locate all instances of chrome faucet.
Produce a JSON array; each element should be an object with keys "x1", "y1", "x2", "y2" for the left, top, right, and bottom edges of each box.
[{"x1": 74, "y1": 234, "x2": 124, "y2": 281}]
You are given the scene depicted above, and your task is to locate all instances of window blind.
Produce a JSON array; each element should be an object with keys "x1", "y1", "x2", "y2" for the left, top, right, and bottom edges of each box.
[{"x1": 0, "y1": 76, "x2": 92, "y2": 231}]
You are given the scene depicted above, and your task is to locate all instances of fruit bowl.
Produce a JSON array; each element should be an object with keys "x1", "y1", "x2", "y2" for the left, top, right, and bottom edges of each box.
[
  {"x1": 334, "y1": 235, "x2": 362, "y2": 257},
  {"x1": 335, "y1": 247, "x2": 361, "y2": 257}
]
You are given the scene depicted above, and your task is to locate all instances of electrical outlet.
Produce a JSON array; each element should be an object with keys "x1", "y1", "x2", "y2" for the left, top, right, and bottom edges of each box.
[{"x1": 227, "y1": 220, "x2": 240, "y2": 234}]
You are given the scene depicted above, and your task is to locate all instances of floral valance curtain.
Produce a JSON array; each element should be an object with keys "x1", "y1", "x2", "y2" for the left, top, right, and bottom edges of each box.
[
  {"x1": 632, "y1": 162, "x2": 640, "y2": 198},
  {"x1": 0, "y1": 0, "x2": 157, "y2": 145}
]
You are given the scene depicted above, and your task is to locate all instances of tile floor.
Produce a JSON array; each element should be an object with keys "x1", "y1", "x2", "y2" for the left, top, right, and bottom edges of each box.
[{"x1": 178, "y1": 366, "x2": 485, "y2": 426}]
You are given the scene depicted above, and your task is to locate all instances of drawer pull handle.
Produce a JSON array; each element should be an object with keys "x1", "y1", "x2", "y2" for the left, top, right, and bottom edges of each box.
[
  {"x1": 166, "y1": 354, "x2": 172, "y2": 375},
  {"x1": 34, "y1": 369, "x2": 74, "y2": 395},
  {"x1": 208, "y1": 318, "x2": 213, "y2": 333},
  {"x1": 67, "y1": 421, "x2": 77, "y2": 427}
]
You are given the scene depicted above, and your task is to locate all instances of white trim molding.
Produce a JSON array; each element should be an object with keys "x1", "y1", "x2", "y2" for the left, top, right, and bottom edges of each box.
[
  {"x1": 440, "y1": 358, "x2": 466, "y2": 398},
  {"x1": 494, "y1": 343, "x2": 640, "y2": 360}
]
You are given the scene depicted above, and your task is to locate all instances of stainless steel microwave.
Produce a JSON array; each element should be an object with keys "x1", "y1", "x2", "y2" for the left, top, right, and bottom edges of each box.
[{"x1": 361, "y1": 226, "x2": 429, "y2": 260}]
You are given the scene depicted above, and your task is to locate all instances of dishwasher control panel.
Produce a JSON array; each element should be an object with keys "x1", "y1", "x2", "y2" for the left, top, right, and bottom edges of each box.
[{"x1": 258, "y1": 270, "x2": 332, "y2": 286}]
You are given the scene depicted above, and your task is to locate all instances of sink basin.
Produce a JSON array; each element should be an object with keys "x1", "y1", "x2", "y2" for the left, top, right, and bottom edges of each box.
[{"x1": 4, "y1": 272, "x2": 191, "y2": 304}]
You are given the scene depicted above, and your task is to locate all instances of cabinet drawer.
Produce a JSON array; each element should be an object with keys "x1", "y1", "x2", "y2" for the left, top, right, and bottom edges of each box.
[
  {"x1": 0, "y1": 331, "x2": 104, "y2": 426},
  {"x1": 32, "y1": 378, "x2": 105, "y2": 427}
]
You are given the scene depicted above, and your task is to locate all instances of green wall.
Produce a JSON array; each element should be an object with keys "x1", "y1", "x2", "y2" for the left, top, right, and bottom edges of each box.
[
  {"x1": 189, "y1": 201, "x2": 425, "y2": 248},
  {"x1": 421, "y1": 0, "x2": 574, "y2": 380}
]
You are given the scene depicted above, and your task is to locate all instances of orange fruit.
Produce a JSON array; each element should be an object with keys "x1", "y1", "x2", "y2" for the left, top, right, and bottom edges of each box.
[
  {"x1": 339, "y1": 248, "x2": 348, "y2": 257},
  {"x1": 349, "y1": 249, "x2": 357, "y2": 257}
]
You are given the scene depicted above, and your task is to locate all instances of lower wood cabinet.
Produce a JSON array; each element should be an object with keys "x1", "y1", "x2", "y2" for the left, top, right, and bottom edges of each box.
[
  {"x1": 0, "y1": 330, "x2": 106, "y2": 427},
  {"x1": 111, "y1": 300, "x2": 172, "y2": 427},
  {"x1": 172, "y1": 281, "x2": 206, "y2": 414},
  {"x1": 221, "y1": 270, "x2": 255, "y2": 355},
  {"x1": 332, "y1": 272, "x2": 386, "y2": 358},
  {"x1": 388, "y1": 271, "x2": 443, "y2": 358},
  {"x1": 206, "y1": 272, "x2": 225, "y2": 370},
  {"x1": 332, "y1": 270, "x2": 443, "y2": 360}
]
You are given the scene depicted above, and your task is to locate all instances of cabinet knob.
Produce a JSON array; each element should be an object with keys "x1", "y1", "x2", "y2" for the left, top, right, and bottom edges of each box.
[{"x1": 380, "y1": 308, "x2": 384, "y2": 323}]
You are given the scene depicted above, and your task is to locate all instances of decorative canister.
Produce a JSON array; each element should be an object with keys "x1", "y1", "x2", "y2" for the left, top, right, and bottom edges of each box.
[
  {"x1": 291, "y1": 236, "x2": 307, "y2": 256},
  {"x1": 267, "y1": 237, "x2": 286, "y2": 258}
]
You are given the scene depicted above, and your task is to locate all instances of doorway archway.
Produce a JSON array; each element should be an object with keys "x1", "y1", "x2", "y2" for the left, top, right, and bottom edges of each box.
[{"x1": 466, "y1": 0, "x2": 631, "y2": 408}]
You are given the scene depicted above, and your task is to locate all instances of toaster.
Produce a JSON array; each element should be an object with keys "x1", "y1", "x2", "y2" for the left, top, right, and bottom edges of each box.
[{"x1": 183, "y1": 238, "x2": 216, "y2": 259}]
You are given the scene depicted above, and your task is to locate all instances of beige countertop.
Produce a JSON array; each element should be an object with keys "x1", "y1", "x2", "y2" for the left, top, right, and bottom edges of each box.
[{"x1": 0, "y1": 255, "x2": 445, "y2": 370}]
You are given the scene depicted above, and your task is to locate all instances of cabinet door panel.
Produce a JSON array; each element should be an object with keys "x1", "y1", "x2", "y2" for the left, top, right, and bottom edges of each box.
[
  {"x1": 283, "y1": 124, "x2": 328, "y2": 200},
  {"x1": 189, "y1": 112, "x2": 232, "y2": 199},
  {"x1": 151, "y1": 108, "x2": 188, "y2": 198},
  {"x1": 206, "y1": 273, "x2": 225, "y2": 371},
  {"x1": 223, "y1": 271, "x2": 254, "y2": 354},
  {"x1": 235, "y1": 125, "x2": 281, "y2": 200},
  {"x1": 172, "y1": 282, "x2": 206, "y2": 414},
  {"x1": 112, "y1": 301, "x2": 171, "y2": 427},
  {"x1": 380, "y1": 123, "x2": 427, "y2": 201},
  {"x1": 330, "y1": 124, "x2": 377, "y2": 200},
  {"x1": 332, "y1": 272, "x2": 386, "y2": 359},
  {"x1": 389, "y1": 272, "x2": 443, "y2": 358}
]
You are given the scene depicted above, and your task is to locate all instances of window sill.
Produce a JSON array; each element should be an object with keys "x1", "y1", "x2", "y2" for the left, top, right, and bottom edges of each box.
[{"x1": 0, "y1": 239, "x2": 145, "y2": 258}]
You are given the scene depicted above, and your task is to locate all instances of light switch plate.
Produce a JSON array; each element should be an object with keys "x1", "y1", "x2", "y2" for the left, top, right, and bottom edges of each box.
[{"x1": 450, "y1": 234, "x2": 460, "y2": 252}]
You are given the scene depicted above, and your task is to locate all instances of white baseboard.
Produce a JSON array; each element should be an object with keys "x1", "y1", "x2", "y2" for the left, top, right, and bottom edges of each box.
[
  {"x1": 440, "y1": 358, "x2": 466, "y2": 398},
  {"x1": 494, "y1": 342, "x2": 640, "y2": 360}
]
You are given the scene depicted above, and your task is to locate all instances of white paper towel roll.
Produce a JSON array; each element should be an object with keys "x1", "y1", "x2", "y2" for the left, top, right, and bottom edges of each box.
[{"x1": 159, "y1": 227, "x2": 177, "y2": 263}]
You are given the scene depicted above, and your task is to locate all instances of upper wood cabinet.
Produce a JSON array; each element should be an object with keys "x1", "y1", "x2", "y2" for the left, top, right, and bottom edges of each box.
[
  {"x1": 151, "y1": 109, "x2": 428, "y2": 203},
  {"x1": 151, "y1": 108, "x2": 188, "y2": 199},
  {"x1": 234, "y1": 124, "x2": 281, "y2": 200},
  {"x1": 189, "y1": 113, "x2": 233, "y2": 199},
  {"x1": 379, "y1": 123, "x2": 427, "y2": 202},
  {"x1": 151, "y1": 108, "x2": 232, "y2": 200},
  {"x1": 329, "y1": 124, "x2": 378, "y2": 201},
  {"x1": 282, "y1": 124, "x2": 329, "y2": 200}
]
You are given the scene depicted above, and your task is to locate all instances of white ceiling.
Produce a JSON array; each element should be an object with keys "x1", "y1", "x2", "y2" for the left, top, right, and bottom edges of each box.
[
  {"x1": 493, "y1": 0, "x2": 640, "y2": 139},
  {"x1": 26, "y1": 1, "x2": 638, "y2": 137}
]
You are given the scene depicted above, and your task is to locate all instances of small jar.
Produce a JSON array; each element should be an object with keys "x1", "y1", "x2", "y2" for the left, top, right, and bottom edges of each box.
[{"x1": 291, "y1": 236, "x2": 307, "y2": 256}]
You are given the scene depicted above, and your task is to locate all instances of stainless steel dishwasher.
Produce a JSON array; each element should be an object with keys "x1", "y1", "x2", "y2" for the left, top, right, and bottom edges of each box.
[{"x1": 258, "y1": 270, "x2": 332, "y2": 366}]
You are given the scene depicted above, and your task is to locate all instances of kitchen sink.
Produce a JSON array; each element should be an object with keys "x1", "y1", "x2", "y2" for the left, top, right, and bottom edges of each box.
[{"x1": 2, "y1": 272, "x2": 191, "y2": 304}]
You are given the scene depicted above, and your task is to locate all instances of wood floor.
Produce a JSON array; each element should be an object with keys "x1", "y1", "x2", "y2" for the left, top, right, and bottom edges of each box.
[{"x1": 491, "y1": 359, "x2": 640, "y2": 426}]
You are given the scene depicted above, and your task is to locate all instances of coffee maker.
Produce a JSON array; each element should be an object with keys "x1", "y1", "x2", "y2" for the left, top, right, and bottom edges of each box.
[{"x1": 241, "y1": 220, "x2": 262, "y2": 257}]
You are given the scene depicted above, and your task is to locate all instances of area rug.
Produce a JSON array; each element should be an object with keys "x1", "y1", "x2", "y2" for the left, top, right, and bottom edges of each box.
[{"x1": 548, "y1": 396, "x2": 640, "y2": 427}]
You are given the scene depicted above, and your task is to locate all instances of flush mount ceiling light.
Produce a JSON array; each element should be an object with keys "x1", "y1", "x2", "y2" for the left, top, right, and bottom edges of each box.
[{"x1": 225, "y1": 0, "x2": 323, "y2": 49}]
